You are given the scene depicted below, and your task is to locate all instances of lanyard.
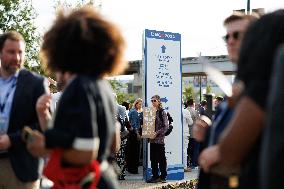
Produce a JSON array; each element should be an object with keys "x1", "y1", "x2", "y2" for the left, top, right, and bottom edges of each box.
[{"x1": 0, "y1": 77, "x2": 17, "y2": 113}]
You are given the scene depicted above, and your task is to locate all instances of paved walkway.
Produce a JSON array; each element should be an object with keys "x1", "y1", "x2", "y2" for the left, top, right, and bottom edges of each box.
[
  {"x1": 119, "y1": 166, "x2": 199, "y2": 189},
  {"x1": 41, "y1": 166, "x2": 199, "y2": 189}
]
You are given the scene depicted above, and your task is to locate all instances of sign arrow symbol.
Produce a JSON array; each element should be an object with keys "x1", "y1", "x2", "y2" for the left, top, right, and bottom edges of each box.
[
  {"x1": 161, "y1": 45, "x2": 166, "y2": 53},
  {"x1": 160, "y1": 97, "x2": 168, "y2": 103}
]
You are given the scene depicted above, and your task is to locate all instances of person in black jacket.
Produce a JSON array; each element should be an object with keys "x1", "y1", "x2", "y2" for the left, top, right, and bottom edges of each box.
[
  {"x1": 197, "y1": 12, "x2": 258, "y2": 189},
  {"x1": 0, "y1": 31, "x2": 46, "y2": 189},
  {"x1": 26, "y1": 6, "x2": 127, "y2": 189},
  {"x1": 217, "y1": 10, "x2": 284, "y2": 189},
  {"x1": 260, "y1": 46, "x2": 284, "y2": 189}
]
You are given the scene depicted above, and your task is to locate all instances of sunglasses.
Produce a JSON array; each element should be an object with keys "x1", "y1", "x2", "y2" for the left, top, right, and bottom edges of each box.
[
  {"x1": 151, "y1": 99, "x2": 157, "y2": 103},
  {"x1": 223, "y1": 31, "x2": 243, "y2": 43}
]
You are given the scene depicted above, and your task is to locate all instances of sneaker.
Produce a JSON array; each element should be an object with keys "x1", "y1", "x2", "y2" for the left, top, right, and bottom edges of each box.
[
  {"x1": 184, "y1": 167, "x2": 191, "y2": 172},
  {"x1": 194, "y1": 166, "x2": 200, "y2": 170},
  {"x1": 146, "y1": 177, "x2": 161, "y2": 183},
  {"x1": 118, "y1": 176, "x2": 125, "y2": 180},
  {"x1": 160, "y1": 177, "x2": 167, "y2": 183}
]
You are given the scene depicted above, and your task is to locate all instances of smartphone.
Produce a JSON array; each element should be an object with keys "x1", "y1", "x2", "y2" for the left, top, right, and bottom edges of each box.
[{"x1": 22, "y1": 126, "x2": 34, "y2": 143}]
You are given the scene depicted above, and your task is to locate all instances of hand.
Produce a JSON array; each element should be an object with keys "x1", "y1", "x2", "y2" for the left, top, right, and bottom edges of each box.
[
  {"x1": 199, "y1": 145, "x2": 221, "y2": 172},
  {"x1": 0, "y1": 134, "x2": 11, "y2": 150},
  {"x1": 26, "y1": 130, "x2": 48, "y2": 157},
  {"x1": 36, "y1": 94, "x2": 52, "y2": 117},
  {"x1": 150, "y1": 132, "x2": 157, "y2": 139},
  {"x1": 36, "y1": 94, "x2": 52, "y2": 130}
]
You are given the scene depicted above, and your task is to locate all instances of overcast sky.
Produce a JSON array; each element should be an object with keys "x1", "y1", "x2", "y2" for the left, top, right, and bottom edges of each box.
[{"x1": 33, "y1": 0, "x2": 284, "y2": 61}]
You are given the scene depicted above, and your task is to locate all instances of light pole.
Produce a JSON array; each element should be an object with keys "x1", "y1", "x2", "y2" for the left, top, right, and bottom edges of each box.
[
  {"x1": 199, "y1": 75, "x2": 202, "y2": 102},
  {"x1": 247, "y1": 0, "x2": 250, "y2": 14}
]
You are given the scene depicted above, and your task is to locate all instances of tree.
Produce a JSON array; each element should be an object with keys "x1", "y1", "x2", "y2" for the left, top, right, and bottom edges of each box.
[
  {"x1": 0, "y1": 0, "x2": 43, "y2": 74},
  {"x1": 54, "y1": 0, "x2": 101, "y2": 11},
  {"x1": 109, "y1": 79, "x2": 124, "y2": 93},
  {"x1": 108, "y1": 79, "x2": 136, "y2": 104},
  {"x1": 183, "y1": 84, "x2": 195, "y2": 101},
  {"x1": 206, "y1": 85, "x2": 212, "y2": 94}
]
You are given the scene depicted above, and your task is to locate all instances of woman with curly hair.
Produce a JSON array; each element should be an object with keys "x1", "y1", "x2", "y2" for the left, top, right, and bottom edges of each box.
[{"x1": 26, "y1": 6, "x2": 126, "y2": 189}]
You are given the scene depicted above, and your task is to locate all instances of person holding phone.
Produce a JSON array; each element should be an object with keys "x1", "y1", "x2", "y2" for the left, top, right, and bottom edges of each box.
[{"x1": 0, "y1": 31, "x2": 46, "y2": 189}]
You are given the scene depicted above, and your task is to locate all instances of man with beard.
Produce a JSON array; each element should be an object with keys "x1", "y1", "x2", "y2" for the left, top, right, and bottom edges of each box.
[{"x1": 0, "y1": 31, "x2": 46, "y2": 188}]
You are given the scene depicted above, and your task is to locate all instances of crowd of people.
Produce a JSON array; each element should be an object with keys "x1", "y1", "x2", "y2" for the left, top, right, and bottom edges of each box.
[{"x1": 1, "y1": 4, "x2": 284, "y2": 189}]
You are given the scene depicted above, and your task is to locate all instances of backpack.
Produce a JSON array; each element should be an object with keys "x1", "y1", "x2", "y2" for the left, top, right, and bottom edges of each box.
[{"x1": 158, "y1": 109, "x2": 173, "y2": 136}]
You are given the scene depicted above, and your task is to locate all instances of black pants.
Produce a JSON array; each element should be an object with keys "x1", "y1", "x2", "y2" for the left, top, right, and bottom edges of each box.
[
  {"x1": 125, "y1": 131, "x2": 140, "y2": 173},
  {"x1": 188, "y1": 138, "x2": 200, "y2": 167},
  {"x1": 150, "y1": 143, "x2": 167, "y2": 179}
]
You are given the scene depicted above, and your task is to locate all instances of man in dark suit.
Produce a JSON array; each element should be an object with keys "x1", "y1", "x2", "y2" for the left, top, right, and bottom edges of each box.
[{"x1": 0, "y1": 31, "x2": 46, "y2": 188}]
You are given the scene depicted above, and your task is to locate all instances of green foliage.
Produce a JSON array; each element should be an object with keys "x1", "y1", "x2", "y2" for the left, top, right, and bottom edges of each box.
[
  {"x1": 109, "y1": 79, "x2": 124, "y2": 92},
  {"x1": 216, "y1": 92, "x2": 225, "y2": 97},
  {"x1": 183, "y1": 84, "x2": 195, "y2": 101},
  {"x1": 206, "y1": 85, "x2": 212, "y2": 94},
  {"x1": 54, "y1": 0, "x2": 99, "y2": 11},
  {"x1": 116, "y1": 93, "x2": 135, "y2": 105},
  {"x1": 0, "y1": 0, "x2": 43, "y2": 74},
  {"x1": 108, "y1": 79, "x2": 135, "y2": 104}
]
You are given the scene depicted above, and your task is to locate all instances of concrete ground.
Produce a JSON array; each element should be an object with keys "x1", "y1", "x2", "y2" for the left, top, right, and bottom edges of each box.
[
  {"x1": 119, "y1": 166, "x2": 199, "y2": 189},
  {"x1": 41, "y1": 166, "x2": 199, "y2": 189}
]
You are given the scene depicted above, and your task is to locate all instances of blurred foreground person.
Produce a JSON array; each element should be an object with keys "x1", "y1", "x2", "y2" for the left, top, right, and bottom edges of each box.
[
  {"x1": 260, "y1": 46, "x2": 284, "y2": 189},
  {"x1": 218, "y1": 10, "x2": 284, "y2": 189},
  {"x1": 27, "y1": 6, "x2": 126, "y2": 189},
  {"x1": 197, "y1": 12, "x2": 257, "y2": 189}
]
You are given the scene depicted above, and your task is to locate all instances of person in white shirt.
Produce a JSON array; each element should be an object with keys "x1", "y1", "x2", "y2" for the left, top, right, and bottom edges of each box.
[{"x1": 182, "y1": 106, "x2": 193, "y2": 171}]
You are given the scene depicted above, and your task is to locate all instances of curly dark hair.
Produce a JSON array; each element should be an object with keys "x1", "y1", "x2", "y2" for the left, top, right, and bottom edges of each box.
[{"x1": 40, "y1": 6, "x2": 126, "y2": 76}]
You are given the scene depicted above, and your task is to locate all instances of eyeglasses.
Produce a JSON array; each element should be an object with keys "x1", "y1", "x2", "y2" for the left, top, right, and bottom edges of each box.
[
  {"x1": 223, "y1": 31, "x2": 243, "y2": 43},
  {"x1": 151, "y1": 99, "x2": 157, "y2": 103}
]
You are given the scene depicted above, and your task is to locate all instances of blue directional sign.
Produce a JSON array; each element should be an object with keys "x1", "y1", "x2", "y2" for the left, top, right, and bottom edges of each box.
[{"x1": 143, "y1": 29, "x2": 183, "y2": 181}]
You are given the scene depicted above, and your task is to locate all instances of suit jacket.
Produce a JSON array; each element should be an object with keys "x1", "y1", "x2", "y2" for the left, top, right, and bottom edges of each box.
[{"x1": 7, "y1": 69, "x2": 45, "y2": 182}]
